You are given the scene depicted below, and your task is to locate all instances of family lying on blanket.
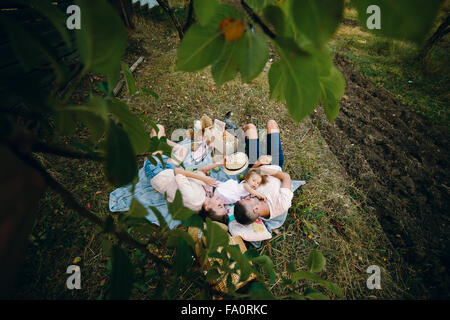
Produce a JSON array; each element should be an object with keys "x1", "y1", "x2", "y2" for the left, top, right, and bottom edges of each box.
[{"x1": 109, "y1": 115, "x2": 305, "y2": 246}]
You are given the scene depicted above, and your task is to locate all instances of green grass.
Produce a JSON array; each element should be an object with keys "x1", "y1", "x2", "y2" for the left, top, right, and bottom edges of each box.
[
  {"x1": 330, "y1": 17, "x2": 450, "y2": 127},
  {"x1": 12, "y1": 14, "x2": 414, "y2": 300}
]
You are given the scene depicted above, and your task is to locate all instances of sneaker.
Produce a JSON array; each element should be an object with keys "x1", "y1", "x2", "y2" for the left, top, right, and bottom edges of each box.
[{"x1": 223, "y1": 111, "x2": 238, "y2": 130}]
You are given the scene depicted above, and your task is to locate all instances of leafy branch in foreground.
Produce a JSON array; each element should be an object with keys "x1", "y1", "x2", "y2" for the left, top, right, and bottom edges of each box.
[
  {"x1": 0, "y1": 0, "x2": 287, "y2": 299},
  {"x1": 176, "y1": 0, "x2": 444, "y2": 122},
  {"x1": 2, "y1": 0, "x2": 444, "y2": 299},
  {"x1": 282, "y1": 249, "x2": 344, "y2": 300}
]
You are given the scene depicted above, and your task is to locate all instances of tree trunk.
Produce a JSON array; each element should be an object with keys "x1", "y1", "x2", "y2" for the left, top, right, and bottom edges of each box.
[
  {"x1": 109, "y1": 0, "x2": 135, "y2": 29},
  {"x1": 0, "y1": 145, "x2": 47, "y2": 298},
  {"x1": 419, "y1": 14, "x2": 450, "y2": 62}
]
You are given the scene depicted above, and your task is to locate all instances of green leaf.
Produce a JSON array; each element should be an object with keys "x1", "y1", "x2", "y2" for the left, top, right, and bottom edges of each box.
[
  {"x1": 143, "y1": 118, "x2": 161, "y2": 135},
  {"x1": 268, "y1": 61, "x2": 285, "y2": 101},
  {"x1": 208, "y1": 250, "x2": 227, "y2": 260},
  {"x1": 227, "y1": 245, "x2": 253, "y2": 283},
  {"x1": 206, "y1": 268, "x2": 221, "y2": 282},
  {"x1": 304, "y1": 288, "x2": 330, "y2": 300},
  {"x1": 107, "y1": 99, "x2": 150, "y2": 154},
  {"x1": 252, "y1": 255, "x2": 276, "y2": 284},
  {"x1": 291, "y1": 270, "x2": 324, "y2": 282},
  {"x1": 121, "y1": 61, "x2": 137, "y2": 95},
  {"x1": 226, "y1": 273, "x2": 235, "y2": 292},
  {"x1": 194, "y1": 0, "x2": 219, "y2": 26},
  {"x1": 167, "y1": 229, "x2": 195, "y2": 249},
  {"x1": 147, "y1": 136, "x2": 172, "y2": 156},
  {"x1": 320, "y1": 280, "x2": 344, "y2": 298},
  {"x1": 291, "y1": 270, "x2": 344, "y2": 298},
  {"x1": 181, "y1": 213, "x2": 204, "y2": 229},
  {"x1": 123, "y1": 216, "x2": 150, "y2": 228},
  {"x1": 263, "y1": 5, "x2": 287, "y2": 36},
  {"x1": 154, "y1": 153, "x2": 166, "y2": 169},
  {"x1": 54, "y1": 110, "x2": 77, "y2": 136},
  {"x1": 148, "y1": 205, "x2": 168, "y2": 229},
  {"x1": 69, "y1": 141, "x2": 101, "y2": 159},
  {"x1": 173, "y1": 237, "x2": 194, "y2": 276},
  {"x1": 319, "y1": 66, "x2": 346, "y2": 122},
  {"x1": 248, "y1": 282, "x2": 275, "y2": 300},
  {"x1": 105, "y1": 120, "x2": 138, "y2": 187},
  {"x1": 246, "y1": 0, "x2": 276, "y2": 13},
  {"x1": 238, "y1": 32, "x2": 269, "y2": 83},
  {"x1": 75, "y1": 0, "x2": 127, "y2": 89},
  {"x1": 307, "y1": 249, "x2": 326, "y2": 272},
  {"x1": 147, "y1": 155, "x2": 157, "y2": 166},
  {"x1": 128, "y1": 198, "x2": 148, "y2": 218},
  {"x1": 78, "y1": 113, "x2": 106, "y2": 142},
  {"x1": 244, "y1": 248, "x2": 259, "y2": 259},
  {"x1": 291, "y1": 0, "x2": 344, "y2": 47},
  {"x1": 64, "y1": 96, "x2": 109, "y2": 141},
  {"x1": 211, "y1": 37, "x2": 243, "y2": 86},
  {"x1": 167, "y1": 190, "x2": 197, "y2": 221},
  {"x1": 352, "y1": 0, "x2": 444, "y2": 44},
  {"x1": 176, "y1": 25, "x2": 224, "y2": 72},
  {"x1": 313, "y1": 46, "x2": 334, "y2": 77},
  {"x1": 135, "y1": 223, "x2": 158, "y2": 236},
  {"x1": 287, "y1": 262, "x2": 296, "y2": 274},
  {"x1": 206, "y1": 3, "x2": 243, "y2": 27},
  {"x1": 205, "y1": 218, "x2": 229, "y2": 253},
  {"x1": 289, "y1": 292, "x2": 307, "y2": 300},
  {"x1": 110, "y1": 246, "x2": 134, "y2": 299},
  {"x1": 275, "y1": 39, "x2": 321, "y2": 122}
]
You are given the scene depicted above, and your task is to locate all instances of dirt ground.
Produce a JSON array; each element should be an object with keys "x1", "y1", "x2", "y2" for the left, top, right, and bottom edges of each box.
[
  {"x1": 311, "y1": 54, "x2": 450, "y2": 299},
  {"x1": 9, "y1": 15, "x2": 448, "y2": 300}
]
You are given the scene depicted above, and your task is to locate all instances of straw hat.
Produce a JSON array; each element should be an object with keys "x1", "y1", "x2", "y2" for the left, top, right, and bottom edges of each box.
[{"x1": 223, "y1": 152, "x2": 249, "y2": 175}]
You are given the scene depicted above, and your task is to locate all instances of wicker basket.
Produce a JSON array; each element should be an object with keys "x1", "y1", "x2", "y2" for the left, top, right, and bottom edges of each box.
[{"x1": 188, "y1": 225, "x2": 257, "y2": 294}]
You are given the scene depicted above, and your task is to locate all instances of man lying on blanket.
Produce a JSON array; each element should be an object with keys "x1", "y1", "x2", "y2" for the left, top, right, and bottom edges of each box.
[
  {"x1": 231, "y1": 120, "x2": 293, "y2": 235},
  {"x1": 109, "y1": 118, "x2": 299, "y2": 246},
  {"x1": 149, "y1": 119, "x2": 293, "y2": 232}
]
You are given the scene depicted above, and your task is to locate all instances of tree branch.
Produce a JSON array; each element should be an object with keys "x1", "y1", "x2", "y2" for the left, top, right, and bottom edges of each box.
[
  {"x1": 32, "y1": 141, "x2": 104, "y2": 161},
  {"x1": 7, "y1": 143, "x2": 233, "y2": 298},
  {"x1": 419, "y1": 14, "x2": 450, "y2": 61},
  {"x1": 156, "y1": 0, "x2": 185, "y2": 40},
  {"x1": 241, "y1": 0, "x2": 276, "y2": 39},
  {"x1": 182, "y1": 0, "x2": 195, "y2": 34},
  {"x1": 7, "y1": 143, "x2": 171, "y2": 269}
]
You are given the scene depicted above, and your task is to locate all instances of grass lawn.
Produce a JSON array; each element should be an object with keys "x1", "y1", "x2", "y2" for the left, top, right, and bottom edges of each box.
[
  {"x1": 13, "y1": 13, "x2": 421, "y2": 299},
  {"x1": 329, "y1": 6, "x2": 449, "y2": 128}
]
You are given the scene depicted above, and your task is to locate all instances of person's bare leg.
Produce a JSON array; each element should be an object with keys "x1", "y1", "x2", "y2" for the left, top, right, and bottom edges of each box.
[
  {"x1": 243, "y1": 123, "x2": 258, "y2": 139},
  {"x1": 150, "y1": 125, "x2": 163, "y2": 155},
  {"x1": 150, "y1": 124, "x2": 177, "y2": 147},
  {"x1": 150, "y1": 124, "x2": 175, "y2": 156},
  {"x1": 266, "y1": 119, "x2": 280, "y2": 134},
  {"x1": 266, "y1": 120, "x2": 282, "y2": 166},
  {"x1": 243, "y1": 123, "x2": 259, "y2": 165},
  {"x1": 150, "y1": 124, "x2": 165, "y2": 139}
]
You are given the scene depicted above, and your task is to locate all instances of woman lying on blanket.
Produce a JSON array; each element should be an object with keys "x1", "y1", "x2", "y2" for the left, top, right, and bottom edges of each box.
[{"x1": 145, "y1": 125, "x2": 229, "y2": 224}]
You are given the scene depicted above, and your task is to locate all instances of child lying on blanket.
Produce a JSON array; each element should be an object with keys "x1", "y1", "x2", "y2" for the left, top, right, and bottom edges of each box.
[{"x1": 213, "y1": 169, "x2": 268, "y2": 204}]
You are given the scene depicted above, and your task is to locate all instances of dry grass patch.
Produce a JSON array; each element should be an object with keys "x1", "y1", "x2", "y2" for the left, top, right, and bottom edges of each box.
[
  {"x1": 13, "y1": 15, "x2": 410, "y2": 299},
  {"x1": 120, "y1": 17, "x2": 410, "y2": 299}
]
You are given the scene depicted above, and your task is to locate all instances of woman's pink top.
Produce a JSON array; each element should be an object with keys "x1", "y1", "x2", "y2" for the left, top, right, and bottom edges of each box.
[{"x1": 150, "y1": 169, "x2": 207, "y2": 211}]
